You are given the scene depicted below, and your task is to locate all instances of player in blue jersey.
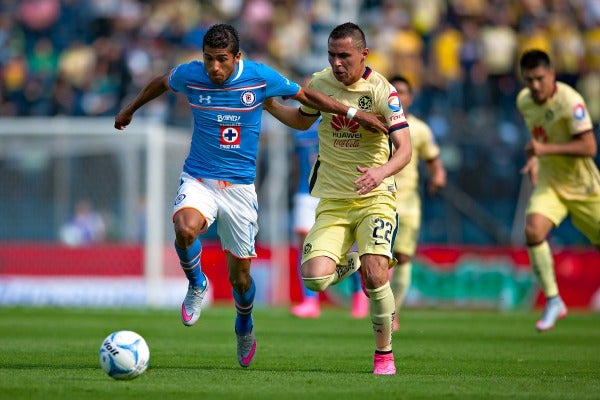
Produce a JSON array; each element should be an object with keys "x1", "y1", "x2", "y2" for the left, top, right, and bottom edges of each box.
[
  {"x1": 114, "y1": 24, "x2": 387, "y2": 369},
  {"x1": 291, "y1": 118, "x2": 368, "y2": 319}
]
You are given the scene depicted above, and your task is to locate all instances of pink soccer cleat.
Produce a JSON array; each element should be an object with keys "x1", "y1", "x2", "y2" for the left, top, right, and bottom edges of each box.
[
  {"x1": 181, "y1": 277, "x2": 209, "y2": 326},
  {"x1": 291, "y1": 298, "x2": 320, "y2": 318},
  {"x1": 236, "y1": 327, "x2": 256, "y2": 368},
  {"x1": 373, "y1": 352, "x2": 396, "y2": 375},
  {"x1": 350, "y1": 292, "x2": 369, "y2": 319}
]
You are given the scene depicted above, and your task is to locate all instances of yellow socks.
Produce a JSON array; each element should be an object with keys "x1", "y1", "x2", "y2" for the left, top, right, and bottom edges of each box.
[
  {"x1": 367, "y1": 282, "x2": 395, "y2": 352},
  {"x1": 527, "y1": 241, "x2": 558, "y2": 298},
  {"x1": 302, "y1": 273, "x2": 335, "y2": 292},
  {"x1": 390, "y1": 262, "x2": 412, "y2": 313}
]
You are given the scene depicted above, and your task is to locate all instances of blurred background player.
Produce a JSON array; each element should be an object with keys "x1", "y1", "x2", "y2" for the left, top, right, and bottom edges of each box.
[
  {"x1": 388, "y1": 75, "x2": 447, "y2": 331},
  {"x1": 517, "y1": 49, "x2": 600, "y2": 332},
  {"x1": 291, "y1": 117, "x2": 368, "y2": 319}
]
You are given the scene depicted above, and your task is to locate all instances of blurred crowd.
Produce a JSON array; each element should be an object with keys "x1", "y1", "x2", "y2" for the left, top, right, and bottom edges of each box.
[
  {"x1": 2, "y1": 0, "x2": 600, "y2": 244},
  {"x1": 2, "y1": 0, "x2": 600, "y2": 124}
]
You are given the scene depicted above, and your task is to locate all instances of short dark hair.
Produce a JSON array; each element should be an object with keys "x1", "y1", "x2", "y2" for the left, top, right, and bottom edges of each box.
[
  {"x1": 389, "y1": 75, "x2": 412, "y2": 94},
  {"x1": 329, "y1": 22, "x2": 366, "y2": 50},
  {"x1": 203, "y1": 24, "x2": 240, "y2": 54},
  {"x1": 519, "y1": 49, "x2": 552, "y2": 71}
]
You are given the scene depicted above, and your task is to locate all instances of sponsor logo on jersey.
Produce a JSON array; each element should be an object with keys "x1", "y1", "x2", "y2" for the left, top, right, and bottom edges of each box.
[
  {"x1": 331, "y1": 114, "x2": 361, "y2": 148},
  {"x1": 220, "y1": 126, "x2": 241, "y2": 149},
  {"x1": 532, "y1": 125, "x2": 547, "y2": 142},
  {"x1": 387, "y1": 91, "x2": 401, "y2": 112},
  {"x1": 217, "y1": 114, "x2": 241, "y2": 123},
  {"x1": 331, "y1": 114, "x2": 360, "y2": 132},
  {"x1": 174, "y1": 193, "x2": 186, "y2": 205},
  {"x1": 198, "y1": 95, "x2": 212, "y2": 104},
  {"x1": 573, "y1": 103, "x2": 586, "y2": 120},
  {"x1": 240, "y1": 90, "x2": 257, "y2": 107}
]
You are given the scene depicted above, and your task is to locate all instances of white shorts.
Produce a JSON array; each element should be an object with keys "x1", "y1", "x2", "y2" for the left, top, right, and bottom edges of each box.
[
  {"x1": 293, "y1": 193, "x2": 319, "y2": 234},
  {"x1": 172, "y1": 172, "x2": 258, "y2": 259}
]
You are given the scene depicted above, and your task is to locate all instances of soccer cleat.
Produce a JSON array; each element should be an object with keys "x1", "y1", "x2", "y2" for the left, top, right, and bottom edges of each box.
[
  {"x1": 181, "y1": 278, "x2": 209, "y2": 327},
  {"x1": 536, "y1": 296, "x2": 568, "y2": 332},
  {"x1": 393, "y1": 315, "x2": 400, "y2": 331},
  {"x1": 236, "y1": 327, "x2": 257, "y2": 368},
  {"x1": 350, "y1": 292, "x2": 369, "y2": 318},
  {"x1": 373, "y1": 352, "x2": 396, "y2": 375},
  {"x1": 291, "y1": 298, "x2": 321, "y2": 318}
]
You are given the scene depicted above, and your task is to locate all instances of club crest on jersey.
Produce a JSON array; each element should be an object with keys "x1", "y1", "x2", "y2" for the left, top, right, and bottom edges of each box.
[
  {"x1": 240, "y1": 90, "x2": 256, "y2": 107},
  {"x1": 358, "y1": 95, "x2": 372, "y2": 111},
  {"x1": 303, "y1": 242, "x2": 312, "y2": 255},
  {"x1": 387, "y1": 91, "x2": 401, "y2": 112},
  {"x1": 220, "y1": 126, "x2": 241, "y2": 149},
  {"x1": 573, "y1": 103, "x2": 586, "y2": 121}
]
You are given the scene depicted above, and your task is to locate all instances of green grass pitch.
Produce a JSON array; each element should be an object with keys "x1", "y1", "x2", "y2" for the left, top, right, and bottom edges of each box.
[{"x1": 0, "y1": 305, "x2": 598, "y2": 400}]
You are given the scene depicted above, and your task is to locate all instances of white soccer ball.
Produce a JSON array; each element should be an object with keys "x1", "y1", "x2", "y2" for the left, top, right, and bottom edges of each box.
[{"x1": 99, "y1": 330, "x2": 150, "y2": 380}]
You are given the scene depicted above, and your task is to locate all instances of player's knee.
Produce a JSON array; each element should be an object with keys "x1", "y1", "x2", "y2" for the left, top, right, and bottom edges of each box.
[
  {"x1": 174, "y1": 223, "x2": 199, "y2": 247},
  {"x1": 174, "y1": 210, "x2": 206, "y2": 246},
  {"x1": 302, "y1": 274, "x2": 335, "y2": 292},
  {"x1": 524, "y1": 224, "x2": 546, "y2": 245}
]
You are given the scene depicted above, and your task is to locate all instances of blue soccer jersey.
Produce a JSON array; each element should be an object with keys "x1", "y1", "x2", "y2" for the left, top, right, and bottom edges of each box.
[
  {"x1": 294, "y1": 120, "x2": 320, "y2": 195},
  {"x1": 169, "y1": 59, "x2": 301, "y2": 184}
]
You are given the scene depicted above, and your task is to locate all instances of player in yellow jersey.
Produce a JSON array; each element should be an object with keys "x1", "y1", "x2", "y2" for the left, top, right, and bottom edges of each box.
[
  {"x1": 517, "y1": 49, "x2": 600, "y2": 332},
  {"x1": 264, "y1": 22, "x2": 412, "y2": 375},
  {"x1": 388, "y1": 75, "x2": 446, "y2": 331}
]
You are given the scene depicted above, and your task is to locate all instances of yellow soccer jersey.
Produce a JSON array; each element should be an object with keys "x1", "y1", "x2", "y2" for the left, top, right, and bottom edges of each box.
[
  {"x1": 394, "y1": 114, "x2": 440, "y2": 192},
  {"x1": 301, "y1": 66, "x2": 409, "y2": 198},
  {"x1": 516, "y1": 81, "x2": 600, "y2": 200}
]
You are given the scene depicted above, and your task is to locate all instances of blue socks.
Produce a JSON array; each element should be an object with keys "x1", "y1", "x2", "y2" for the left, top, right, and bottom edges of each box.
[
  {"x1": 175, "y1": 239, "x2": 206, "y2": 289},
  {"x1": 233, "y1": 278, "x2": 255, "y2": 335},
  {"x1": 350, "y1": 271, "x2": 361, "y2": 293}
]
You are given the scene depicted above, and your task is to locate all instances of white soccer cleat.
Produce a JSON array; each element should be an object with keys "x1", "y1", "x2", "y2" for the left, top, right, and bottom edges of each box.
[
  {"x1": 236, "y1": 327, "x2": 257, "y2": 368},
  {"x1": 536, "y1": 296, "x2": 568, "y2": 332},
  {"x1": 181, "y1": 277, "x2": 209, "y2": 327}
]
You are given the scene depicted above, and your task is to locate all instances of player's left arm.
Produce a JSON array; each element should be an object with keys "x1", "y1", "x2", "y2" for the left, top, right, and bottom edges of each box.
[
  {"x1": 425, "y1": 157, "x2": 447, "y2": 194},
  {"x1": 525, "y1": 129, "x2": 597, "y2": 158},
  {"x1": 355, "y1": 127, "x2": 412, "y2": 195}
]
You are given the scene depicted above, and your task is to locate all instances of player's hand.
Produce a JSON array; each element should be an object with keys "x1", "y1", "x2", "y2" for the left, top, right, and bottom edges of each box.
[
  {"x1": 524, "y1": 139, "x2": 543, "y2": 157},
  {"x1": 428, "y1": 175, "x2": 446, "y2": 194},
  {"x1": 114, "y1": 110, "x2": 132, "y2": 130},
  {"x1": 520, "y1": 156, "x2": 539, "y2": 186},
  {"x1": 354, "y1": 166, "x2": 385, "y2": 195},
  {"x1": 354, "y1": 111, "x2": 388, "y2": 134}
]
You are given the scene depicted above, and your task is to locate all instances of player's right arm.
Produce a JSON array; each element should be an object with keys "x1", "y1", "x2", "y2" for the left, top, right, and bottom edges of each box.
[
  {"x1": 114, "y1": 73, "x2": 171, "y2": 130},
  {"x1": 525, "y1": 130, "x2": 597, "y2": 158},
  {"x1": 521, "y1": 155, "x2": 539, "y2": 186},
  {"x1": 263, "y1": 97, "x2": 319, "y2": 130}
]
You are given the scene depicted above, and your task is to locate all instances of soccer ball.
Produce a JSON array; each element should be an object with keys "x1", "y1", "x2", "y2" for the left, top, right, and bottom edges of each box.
[{"x1": 99, "y1": 330, "x2": 150, "y2": 380}]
